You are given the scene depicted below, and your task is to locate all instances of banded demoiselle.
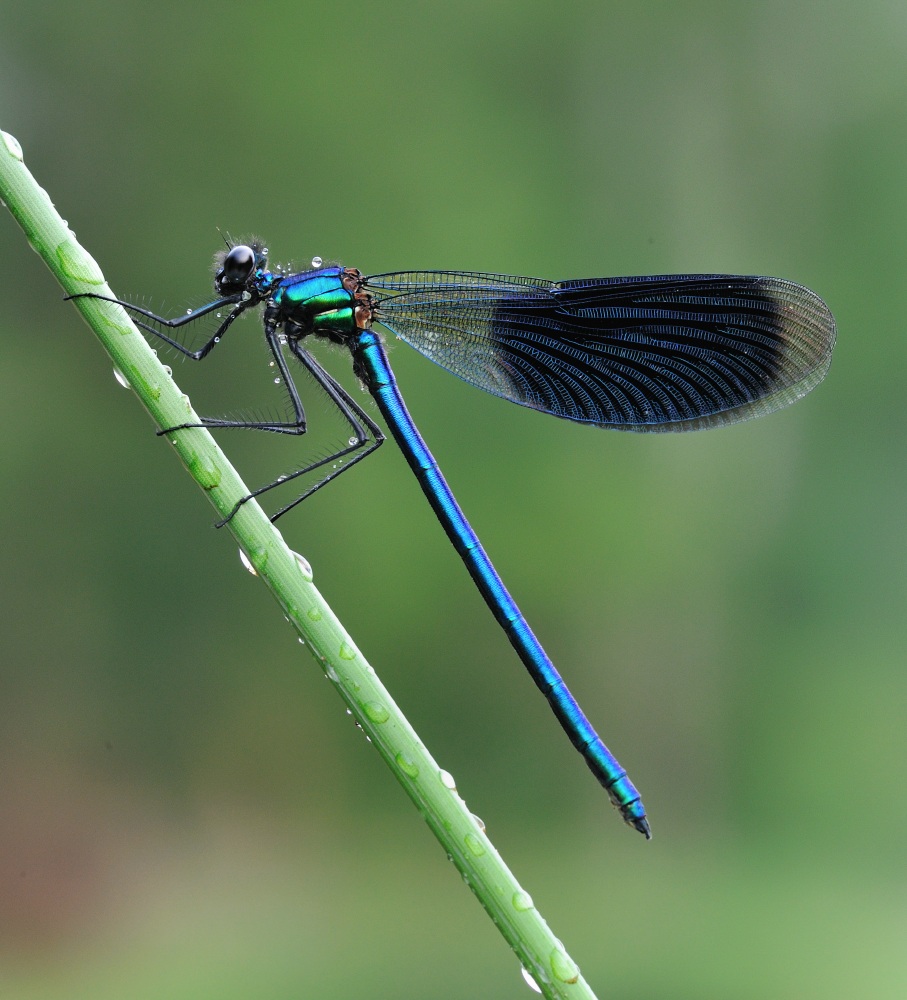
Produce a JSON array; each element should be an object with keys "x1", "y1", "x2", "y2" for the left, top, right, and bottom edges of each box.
[{"x1": 71, "y1": 244, "x2": 836, "y2": 837}]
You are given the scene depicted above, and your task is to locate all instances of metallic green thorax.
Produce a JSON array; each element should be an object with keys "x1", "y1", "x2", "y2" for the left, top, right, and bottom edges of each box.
[{"x1": 271, "y1": 266, "x2": 364, "y2": 341}]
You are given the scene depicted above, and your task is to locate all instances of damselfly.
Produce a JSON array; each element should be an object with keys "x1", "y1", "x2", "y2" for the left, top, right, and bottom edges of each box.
[{"x1": 71, "y1": 243, "x2": 836, "y2": 837}]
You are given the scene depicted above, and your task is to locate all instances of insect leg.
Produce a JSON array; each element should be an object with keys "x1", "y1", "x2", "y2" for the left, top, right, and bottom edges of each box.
[
  {"x1": 66, "y1": 292, "x2": 246, "y2": 360},
  {"x1": 216, "y1": 341, "x2": 384, "y2": 526}
]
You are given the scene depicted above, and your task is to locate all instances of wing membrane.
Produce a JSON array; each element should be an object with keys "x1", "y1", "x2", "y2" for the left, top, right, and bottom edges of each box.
[{"x1": 365, "y1": 272, "x2": 835, "y2": 430}]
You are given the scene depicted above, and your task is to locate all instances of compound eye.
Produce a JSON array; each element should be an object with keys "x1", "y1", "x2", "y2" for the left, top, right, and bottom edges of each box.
[{"x1": 222, "y1": 244, "x2": 256, "y2": 282}]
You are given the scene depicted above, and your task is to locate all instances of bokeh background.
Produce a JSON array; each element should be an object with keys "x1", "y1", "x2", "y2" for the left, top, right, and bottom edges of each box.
[{"x1": 1, "y1": 3, "x2": 904, "y2": 997}]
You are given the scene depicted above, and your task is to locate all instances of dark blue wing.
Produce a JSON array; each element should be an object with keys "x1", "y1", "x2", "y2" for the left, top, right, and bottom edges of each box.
[{"x1": 363, "y1": 271, "x2": 835, "y2": 430}]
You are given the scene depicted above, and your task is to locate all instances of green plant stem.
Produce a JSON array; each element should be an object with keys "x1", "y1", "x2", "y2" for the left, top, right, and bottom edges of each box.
[{"x1": 0, "y1": 128, "x2": 600, "y2": 999}]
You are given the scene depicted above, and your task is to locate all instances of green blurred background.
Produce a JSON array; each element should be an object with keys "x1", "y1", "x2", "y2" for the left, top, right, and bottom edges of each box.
[{"x1": 1, "y1": 2, "x2": 904, "y2": 997}]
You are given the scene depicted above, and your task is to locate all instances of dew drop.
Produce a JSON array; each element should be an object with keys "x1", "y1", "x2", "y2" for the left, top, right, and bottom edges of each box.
[
  {"x1": 239, "y1": 548, "x2": 258, "y2": 576},
  {"x1": 311, "y1": 256, "x2": 323, "y2": 268},
  {"x1": 520, "y1": 968, "x2": 542, "y2": 994},
  {"x1": 512, "y1": 890, "x2": 534, "y2": 912},
  {"x1": 464, "y1": 833, "x2": 486, "y2": 857},
  {"x1": 549, "y1": 946, "x2": 579, "y2": 985},
  {"x1": 113, "y1": 367, "x2": 130, "y2": 389},
  {"x1": 338, "y1": 642, "x2": 356, "y2": 661},
  {"x1": 55, "y1": 240, "x2": 103, "y2": 284},
  {"x1": 439, "y1": 769, "x2": 457, "y2": 791},
  {"x1": 195, "y1": 458, "x2": 222, "y2": 491},
  {"x1": 274, "y1": 377, "x2": 281, "y2": 384},
  {"x1": 306, "y1": 607, "x2": 322, "y2": 622},
  {"x1": 291, "y1": 549, "x2": 313, "y2": 579},
  {"x1": 1, "y1": 131, "x2": 24, "y2": 160},
  {"x1": 186, "y1": 308, "x2": 192, "y2": 315},
  {"x1": 395, "y1": 752, "x2": 419, "y2": 779},
  {"x1": 162, "y1": 365, "x2": 172, "y2": 377},
  {"x1": 348, "y1": 436, "x2": 357, "y2": 447},
  {"x1": 325, "y1": 664, "x2": 339, "y2": 683},
  {"x1": 471, "y1": 813, "x2": 486, "y2": 832},
  {"x1": 363, "y1": 701, "x2": 389, "y2": 724}
]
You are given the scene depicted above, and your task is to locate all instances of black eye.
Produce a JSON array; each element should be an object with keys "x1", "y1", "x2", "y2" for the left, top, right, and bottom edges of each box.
[{"x1": 222, "y1": 244, "x2": 255, "y2": 282}]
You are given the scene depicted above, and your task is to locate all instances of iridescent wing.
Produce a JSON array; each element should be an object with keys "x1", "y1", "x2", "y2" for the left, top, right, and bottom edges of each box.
[{"x1": 365, "y1": 271, "x2": 835, "y2": 430}]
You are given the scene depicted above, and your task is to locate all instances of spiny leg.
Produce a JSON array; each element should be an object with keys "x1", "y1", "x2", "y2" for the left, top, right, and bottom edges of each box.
[
  {"x1": 68, "y1": 291, "x2": 296, "y2": 435},
  {"x1": 66, "y1": 292, "x2": 247, "y2": 360},
  {"x1": 69, "y1": 292, "x2": 384, "y2": 524},
  {"x1": 160, "y1": 323, "x2": 312, "y2": 435},
  {"x1": 68, "y1": 292, "x2": 312, "y2": 436},
  {"x1": 216, "y1": 341, "x2": 385, "y2": 527}
]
